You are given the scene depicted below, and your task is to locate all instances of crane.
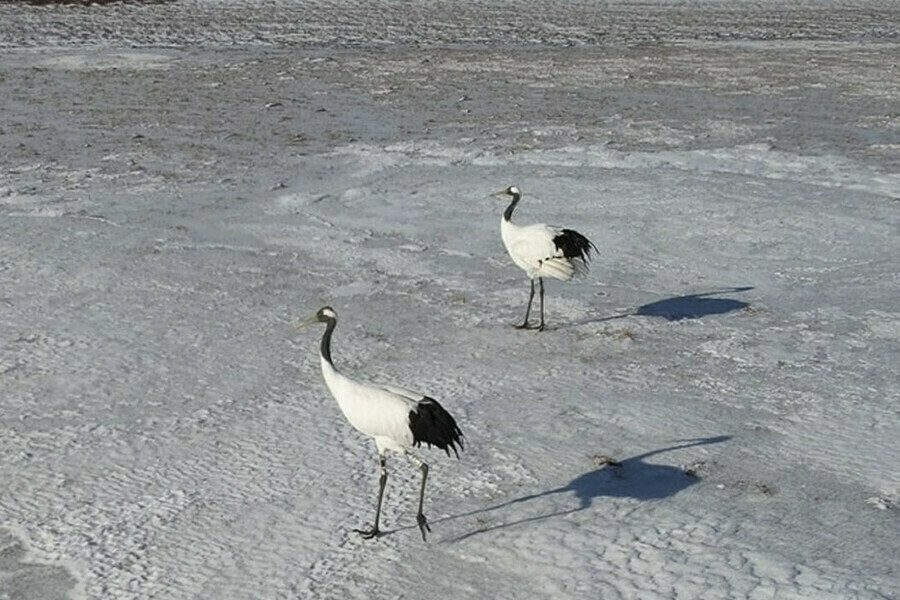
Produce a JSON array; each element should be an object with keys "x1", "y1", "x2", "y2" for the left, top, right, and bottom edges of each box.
[
  {"x1": 295, "y1": 306, "x2": 464, "y2": 541},
  {"x1": 493, "y1": 185, "x2": 598, "y2": 330}
]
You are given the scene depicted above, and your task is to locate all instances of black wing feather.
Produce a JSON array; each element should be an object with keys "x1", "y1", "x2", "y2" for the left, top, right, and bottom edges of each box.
[
  {"x1": 409, "y1": 397, "x2": 464, "y2": 458},
  {"x1": 553, "y1": 229, "x2": 597, "y2": 262}
]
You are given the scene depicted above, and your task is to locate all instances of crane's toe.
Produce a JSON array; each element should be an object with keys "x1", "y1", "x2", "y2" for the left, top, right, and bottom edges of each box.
[
  {"x1": 416, "y1": 513, "x2": 431, "y2": 542},
  {"x1": 354, "y1": 526, "x2": 381, "y2": 540}
]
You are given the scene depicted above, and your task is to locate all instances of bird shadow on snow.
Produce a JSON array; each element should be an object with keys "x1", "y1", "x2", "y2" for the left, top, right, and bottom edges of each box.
[
  {"x1": 441, "y1": 435, "x2": 731, "y2": 543},
  {"x1": 557, "y1": 286, "x2": 753, "y2": 329}
]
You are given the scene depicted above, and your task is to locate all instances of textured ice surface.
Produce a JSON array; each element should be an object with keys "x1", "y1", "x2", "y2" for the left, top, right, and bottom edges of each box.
[{"x1": 1, "y1": 2, "x2": 899, "y2": 599}]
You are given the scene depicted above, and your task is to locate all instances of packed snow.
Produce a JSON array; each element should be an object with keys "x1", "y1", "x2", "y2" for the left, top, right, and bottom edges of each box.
[{"x1": 1, "y1": 1, "x2": 899, "y2": 599}]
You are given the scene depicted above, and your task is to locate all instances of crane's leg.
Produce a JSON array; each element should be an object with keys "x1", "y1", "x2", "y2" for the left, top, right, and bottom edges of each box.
[
  {"x1": 515, "y1": 279, "x2": 536, "y2": 329},
  {"x1": 354, "y1": 454, "x2": 387, "y2": 539},
  {"x1": 538, "y1": 277, "x2": 545, "y2": 331},
  {"x1": 406, "y1": 452, "x2": 431, "y2": 542}
]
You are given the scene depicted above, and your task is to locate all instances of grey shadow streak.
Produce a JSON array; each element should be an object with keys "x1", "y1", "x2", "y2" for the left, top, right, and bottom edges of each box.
[
  {"x1": 636, "y1": 286, "x2": 753, "y2": 321},
  {"x1": 442, "y1": 435, "x2": 732, "y2": 542},
  {"x1": 556, "y1": 286, "x2": 754, "y2": 329}
]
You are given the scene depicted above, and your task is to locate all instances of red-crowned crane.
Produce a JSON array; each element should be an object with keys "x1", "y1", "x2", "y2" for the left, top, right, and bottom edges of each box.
[
  {"x1": 493, "y1": 185, "x2": 598, "y2": 330},
  {"x1": 295, "y1": 306, "x2": 464, "y2": 541}
]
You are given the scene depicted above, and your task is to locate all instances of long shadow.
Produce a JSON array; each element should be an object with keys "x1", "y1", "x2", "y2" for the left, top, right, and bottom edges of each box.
[
  {"x1": 559, "y1": 286, "x2": 753, "y2": 329},
  {"x1": 443, "y1": 435, "x2": 731, "y2": 542},
  {"x1": 636, "y1": 287, "x2": 753, "y2": 321}
]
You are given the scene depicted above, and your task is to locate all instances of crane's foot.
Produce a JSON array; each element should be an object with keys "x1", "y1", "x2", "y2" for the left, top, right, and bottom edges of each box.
[
  {"x1": 514, "y1": 322, "x2": 541, "y2": 330},
  {"x1": 354, "y1": 525, "x2": 381, "y2": 540},
  {"x1": 416, "y1": 513, "x2": 431, "y2": 542}
]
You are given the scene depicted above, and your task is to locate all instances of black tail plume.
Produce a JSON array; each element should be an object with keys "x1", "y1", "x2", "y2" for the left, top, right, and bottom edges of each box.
[
  {"x1": 553, "y1": 229, "x2": 597, "y2": 262},
  {"x1": 410, "y1": 398, "x2": 464, "y2": 458}
]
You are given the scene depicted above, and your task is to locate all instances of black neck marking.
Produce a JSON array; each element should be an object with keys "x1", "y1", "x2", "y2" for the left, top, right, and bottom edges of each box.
[
  {"x1": 320, "y1": 317, "x2": 336, "y2": 365},
  {"x1": 503, "y1": 193, "x2": 521, "y2": 222}
]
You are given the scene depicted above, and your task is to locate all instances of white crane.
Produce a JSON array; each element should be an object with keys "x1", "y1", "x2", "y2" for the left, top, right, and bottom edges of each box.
[
  {"x1": 295, "y1": 306, "x2": 464, "y2": 541},
  {"x1": 492, "y1": 185, "x2": 598, "y2": 330}
]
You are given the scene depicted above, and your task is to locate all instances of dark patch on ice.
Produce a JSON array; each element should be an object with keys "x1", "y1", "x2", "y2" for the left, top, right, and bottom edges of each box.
[
  {"x1": 636, "y1": 287, "x2": 753, "y2": 321},
  {"x1": 562, "y1": 435, "x2": 732, "y2": 506},
  {"x1": 22, "y1": 0, "x2": 174, "y2": 5},
  {"x1": 445, "y1": 435, "x2": 731, "y2": 541},
  {"x1": 0, "y1": 529, "x2": 78, "y2": 600},
  {"x1": 554, "y1": 286, "x2": 754, "y2": 329}
]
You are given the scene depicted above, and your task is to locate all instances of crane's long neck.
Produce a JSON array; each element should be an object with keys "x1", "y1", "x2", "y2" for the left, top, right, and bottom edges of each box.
[
  {"x1": 317, "y1": 319, "x2": 352, "y2": 411},
  {"x1": 503, "y1": 193, "x2": 521, "y2": 222},
  {"x1": 320, "y1": 317, "x2": 336, "y2": 365}
]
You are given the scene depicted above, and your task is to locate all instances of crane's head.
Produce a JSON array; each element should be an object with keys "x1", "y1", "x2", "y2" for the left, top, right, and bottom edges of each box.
[
  {"x1": 492, "y1": 185, "x2": 521, "y2": 198},
  {"x1": 295, "y1": 306, "x2": 337, "y2": 330}
]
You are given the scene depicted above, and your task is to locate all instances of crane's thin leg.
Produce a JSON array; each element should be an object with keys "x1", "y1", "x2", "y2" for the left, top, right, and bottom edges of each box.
[
  {"x1": 354, "y1": 454, "x2": 387, "y2": 539},
  {"x1": 515, "y1": 279, "x2": 536, "y2": 329},
  {"x1": 406, "y1": 452, "x2": 431, "y2": 542},
  {"x1": 538, "y1": 277, "x2": 545, "y2": 331}
]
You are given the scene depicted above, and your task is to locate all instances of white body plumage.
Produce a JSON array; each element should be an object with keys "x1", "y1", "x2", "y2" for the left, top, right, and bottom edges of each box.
[
  {"x1": 501, "y1": 219, "x2": 591, "y2": 281},
  {"x1": 320, "y1": 357, "x2": 418, "y2": 454}
]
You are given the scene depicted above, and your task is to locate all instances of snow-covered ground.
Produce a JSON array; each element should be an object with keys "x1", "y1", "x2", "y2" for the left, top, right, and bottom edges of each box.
[{"x1": 2, "y1": 1, "x2": 899, "y2": 598}]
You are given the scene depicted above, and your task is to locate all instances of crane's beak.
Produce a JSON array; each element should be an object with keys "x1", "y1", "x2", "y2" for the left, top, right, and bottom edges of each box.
[
  {"x1": 293, "y1": 313, "x2": 319, "y2": 331},
  {"x1": 491, "y1": 189, "x2": 508, "y2": 198}
]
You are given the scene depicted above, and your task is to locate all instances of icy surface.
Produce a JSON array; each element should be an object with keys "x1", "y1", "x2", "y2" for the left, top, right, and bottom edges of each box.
[{"x1": 1, "y1": 1, "x2": 899, "y2": 599}]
